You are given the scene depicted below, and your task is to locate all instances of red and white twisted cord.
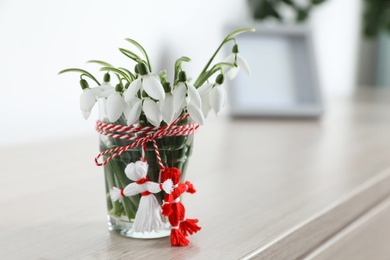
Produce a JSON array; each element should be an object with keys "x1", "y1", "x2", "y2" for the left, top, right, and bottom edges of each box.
[{"x1": 95, "y1": 114, "x2": 199, "y2": 166}]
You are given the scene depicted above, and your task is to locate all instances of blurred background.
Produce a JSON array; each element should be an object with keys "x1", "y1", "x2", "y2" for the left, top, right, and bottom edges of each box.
[{"x1": 0, "y1": 0, "x2": 386, "y2": 146}]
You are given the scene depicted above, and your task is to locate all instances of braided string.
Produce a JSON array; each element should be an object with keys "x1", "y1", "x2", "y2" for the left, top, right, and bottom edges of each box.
[{"x1": 95, "y1": 114, "x2": 199, "y2": 166}]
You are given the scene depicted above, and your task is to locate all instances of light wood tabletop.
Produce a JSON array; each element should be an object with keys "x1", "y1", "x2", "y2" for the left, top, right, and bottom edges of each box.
[{"x1": 2, "y1": 88, "x2": 390, "y2": 260}]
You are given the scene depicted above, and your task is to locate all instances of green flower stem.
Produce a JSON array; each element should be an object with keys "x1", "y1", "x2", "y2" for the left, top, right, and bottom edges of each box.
[
  {"x1": 194, "y1": 38, "x2": 235, "y2": 87},
  {"x1": 194, "y1": 27, "x2": 255, "y2": 87},
  {"x1": 100, "y1": 67, "x2": 132, "y2": 83},
  {"x1": 58, "y1": 68, "x2": 101, "y2": 86},
  {"x1": 194, "y1": 61, "x2": 235, "y2": 87}
]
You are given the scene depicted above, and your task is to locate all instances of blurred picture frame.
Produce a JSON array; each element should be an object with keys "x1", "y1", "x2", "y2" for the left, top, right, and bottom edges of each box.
[{"x1": 227, "y1": 24, "x2": 323, "y2": 118}]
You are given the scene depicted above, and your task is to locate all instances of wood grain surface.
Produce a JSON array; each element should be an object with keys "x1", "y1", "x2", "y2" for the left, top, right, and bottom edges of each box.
[{"x1": 2, "y1": 88, "x2": 390, "y2": 259}]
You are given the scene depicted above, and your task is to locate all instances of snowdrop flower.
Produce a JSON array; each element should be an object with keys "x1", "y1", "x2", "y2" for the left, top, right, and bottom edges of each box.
[
  {"x1": 197, "y1": 83, "x2": 213, "y2": 118},
  {"x1": 79, "y1": 79, "x2": 96, "y2": 120},
  {"x1": 123, "y1": 63, "x2": 165, "y2": 102},
  {"x1": 197, "y1": 74, "x2": 226, "y2": 116},
  {"x1": 79, "y1": 74, "x2": 117, "y2": 120},
  {"x1": 172, "y1": 71, "x2": 204, "y2": 125},
  {"x1": 223, "y1": 44, "x2": 250, "y2": 80},
  {"x1": 105, "y1": 84, "x2": 125, "y2": 122},
  {"x1": 93, "y1": 73, "x2": 114, "y2": 97},
  {"x1": 125, "y1": 98, "x2": 163, "y2": 127}
]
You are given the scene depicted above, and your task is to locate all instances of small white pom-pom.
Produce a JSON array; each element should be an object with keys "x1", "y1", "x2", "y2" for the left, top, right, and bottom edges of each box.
[
  {"x1": 110, "y1": 187, "x2": 122, "y2": 202},
  {"x1": 162, "y1": 179, "x2": 174, "y2": 194}
]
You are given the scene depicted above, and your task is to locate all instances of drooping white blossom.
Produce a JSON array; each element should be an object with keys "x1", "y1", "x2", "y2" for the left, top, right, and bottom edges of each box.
[
  {"x1": 160, "y1": 94, "x2": 175, "y2": 125},
  {"x1": 80, "y1": 88, "x2": 96, "y2": 120},
  {"x1": 143, "y1": 99, "x2": 163, "y2": 127},
  {"x1": 223, "y1": 45, "x2": 251, "y2": 80},
  {"x1": 126, "y1": 98, "x2": 142, "y2": 126},
  {"x1": 123, "y1": 75, "x2": 165, "y2": 102},
  {"x1": 105, "y1": 91, "x2": 125, "y2": 122},
  {"x1": 172, "y1": 80, "x2": 204, "y2": 125},
  {"x1": 93, "y1": 81, "x2": 114, "y2": 97},
  {"x1": 197, "y1": 76, "x2": 226, "y2": 116},
  {"x1": 209, "y1": 85, "x2": 225, "y2": 114}
]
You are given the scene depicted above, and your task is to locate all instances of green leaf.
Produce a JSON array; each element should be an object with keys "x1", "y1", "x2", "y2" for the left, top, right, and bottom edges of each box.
[
  {"x1": 118, "y1": 67, "x2": 135, "y2": 80},
  {"x1": 195, "y1": 62, "x2": 235, "y2": 87},
  {"x1": 125, "y1": 38, "x2": 152, "y2": 72},
  {"x1": 119, "y1": 48, "x2": 143, "y2": 63},
  {"x1": 224, "y1": 28, "x2": 256, "y2": 41},
  {"x1": 58, "y1": 68, "x2": 100, "y2": 86},
  {"x1": 87, "y1": 60, "x2": 113, "y2": 67},
  {"x1": 100, "y1": 67, "x2": 131, "y2": 82}
]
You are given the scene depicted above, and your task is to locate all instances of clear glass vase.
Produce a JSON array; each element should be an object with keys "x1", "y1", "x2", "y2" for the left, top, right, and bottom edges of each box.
[{"x1": 98, "y1": 99, "x2": 194, "y2": 238}]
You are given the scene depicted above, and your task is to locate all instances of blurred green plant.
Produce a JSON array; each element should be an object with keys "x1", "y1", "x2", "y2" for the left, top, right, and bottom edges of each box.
[
  {"x1": 363, "y1": 0, "x2": 390, "y2": 37},
  {"x1": 248, "y1": 0, "x2": 327, "y2": 23}
]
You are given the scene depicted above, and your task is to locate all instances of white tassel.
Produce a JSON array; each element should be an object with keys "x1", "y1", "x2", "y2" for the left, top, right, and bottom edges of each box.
[
  {"x1": 110, "y1": 187, "x2": 122, "y2": 202},
  {"x1": 132, "y1": 195, "x2": 164, "y2": 233},
  {"x1": 162, "y1": 179, "x2": 174, "y2": 194}
]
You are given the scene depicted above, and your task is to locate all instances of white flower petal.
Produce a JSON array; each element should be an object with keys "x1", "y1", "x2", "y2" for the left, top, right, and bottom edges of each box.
[
  {"x1": 105, "y1": 92, "x2": 124, "y2": 122},
  {"x1": 124, "y1": 78, "x2": 141, "y2": 102},
  {"x1": 80, "y1": 89, "x2": 96, "y2": 119},
  {"x1": 201, "y1": 94, "x2": 212, "y2": 118},
  {"x1": 123, "y1": 102, "x2": 131, "y2": 118},
  {"x1": 226, "y1": 67, "x2": 239, "y2": 80},
  {"x1": 92, "y1": 82, "x2": 114, "y2": 96},
  {"x1": 187, "y1": 103, "x2": 205, "y2": 125},
  {"x1": 187, "y1": 84, "x2": 202, "y2": 108},
  {"x1": 129, "y1": 97, "x2": 141, "y2": 107},
  {"x1": 237, "y1": 54, "x2": 251, "y2": 75},
  {"x1": 209, "y1": 86, "x2": 225, "y2": 114},
  {"x1": 100, "y1": 88, "x2": 115, "y2": 98},
  {"x1": 173, "y1": 83, "x2": 186, "y2": 112},
  {"x1": 222, "y1": 54, "x2": 235, "y2": 73},
  {"x1": 197, "y1": 83, "x2": 213, "y2": 96},
  {"x1": 81, "y1": 110, "x2": 91, "y2": 120},
  {"x1": 80, "y1": 89, "x2": 96, "y2": 111},
  {"x1": 143, "y1": 99, "x2": 162, "y2": 126},
  {"x1": 142, "y1": 75, "x2": 165, "y2": 100},
  {"x1": 160, "y1": 94, "x2": 175, "y2": 125},
  {"x1": 126, "y1": 100, "x2": 142, "y2": 126},
  {"x1": 172, "y1": 110, "x2": 182, "y2": 123}
]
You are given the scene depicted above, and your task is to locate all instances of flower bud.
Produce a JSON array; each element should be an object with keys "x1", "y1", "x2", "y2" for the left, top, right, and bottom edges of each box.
[
  {"x1": 232, "y1": 44, "x2": 239, "y2": 54},
  {"x1": 115, "y1": 84, "x2": 123, "y2": 92},
  {"x1": 163, "y1": 82, "x2": 172, "y2": 93},
  {"x1": 80, "y1": 79, "x2": 89, "y2": 90},
  {"x1": 134, "y1": 64, "x2": 139, "y2": 74},
  {"x1": 179, "y1": 71, "x2": 187, "y2": 82},
  {"x1": 124, "y1": 82, "x2": 130, "y2": 90},
  {"x1": 103, "y1": 72, "x2": 110, "y2": 82},
  {"x1": 216, "y1": 74, "x2": 224, "y2": 85},
  {"x1": 137, "y1": 62, "x2": 148, "y2": 76}
]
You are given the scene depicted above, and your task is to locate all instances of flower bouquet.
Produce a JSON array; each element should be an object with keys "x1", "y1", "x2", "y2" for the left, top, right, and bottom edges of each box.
[{"x1": 59, "y1": 27, "x2": 254, "y2": 246}]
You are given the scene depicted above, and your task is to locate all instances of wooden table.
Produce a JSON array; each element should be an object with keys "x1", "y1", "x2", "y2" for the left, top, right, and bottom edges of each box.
[{"x1": 2, "y1": 88, "x2": 390, "y2": 259}]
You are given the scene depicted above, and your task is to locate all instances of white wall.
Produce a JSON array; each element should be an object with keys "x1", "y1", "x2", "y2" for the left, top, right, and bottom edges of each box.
[
  {"x1": 0, "y1": 0, "x2": 362, "y2": 146},
  {"x1": 310, "y1": 0, "x2": 362, "y2": 97},
  {"x1": 0, "y1": 0, "x2": 250, "y2": 146}
]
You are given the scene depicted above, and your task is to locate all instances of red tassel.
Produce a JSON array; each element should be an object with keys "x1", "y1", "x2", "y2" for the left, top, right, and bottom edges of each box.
[
  {"x1": 180, "y1": 218, "x2": 201, "y2": 236},
  {"x1": 161, "y1": 203, "x2": 173, "y2": 216},
  {"x1": 170, "y1": 228, "x2": 189, "y2": 246},
  {"x1": 185, "y1": 181, "x2": 196, "y2": 194}
]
